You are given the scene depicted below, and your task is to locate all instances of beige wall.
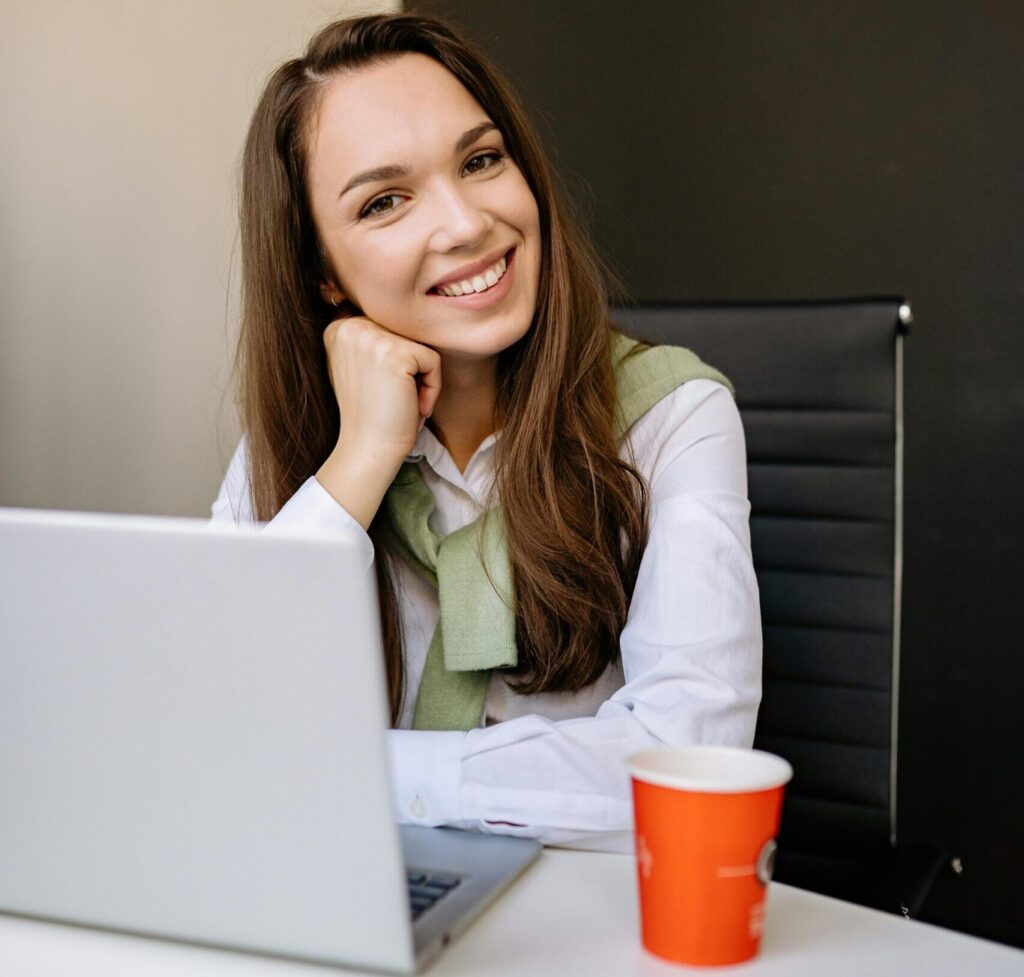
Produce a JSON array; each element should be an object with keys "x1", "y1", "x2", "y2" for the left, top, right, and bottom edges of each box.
[{"x1": 0, "y1": 0, "x2": 398, "y2": 517}]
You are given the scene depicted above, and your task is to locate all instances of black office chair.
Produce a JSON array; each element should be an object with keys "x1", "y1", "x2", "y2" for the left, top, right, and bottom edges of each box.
[{"x1": 612, "y1": 298, "x2": 948, "y2": 917}]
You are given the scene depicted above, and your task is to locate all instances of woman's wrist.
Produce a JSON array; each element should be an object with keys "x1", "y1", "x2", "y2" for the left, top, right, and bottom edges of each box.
[{"x1": 316, "y1": 439, "x2": 407, "y2": 531}]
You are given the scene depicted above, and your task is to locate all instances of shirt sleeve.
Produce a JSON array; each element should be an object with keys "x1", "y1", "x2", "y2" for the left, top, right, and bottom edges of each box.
[
  {"x1": 385, "y1": 380, "x2": 762, "y2": 851},
  {"x1": 209, "y1": 437, "x2": 375, "y2": 569}
]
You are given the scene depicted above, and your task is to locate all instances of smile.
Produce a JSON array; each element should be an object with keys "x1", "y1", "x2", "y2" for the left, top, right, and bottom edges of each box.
[
  {"x1": 433, "y1": 252, "x2": 508, "y2": 296},
  {"x1": 428, "y1": 248, "x2": 516, "y2": 309}
]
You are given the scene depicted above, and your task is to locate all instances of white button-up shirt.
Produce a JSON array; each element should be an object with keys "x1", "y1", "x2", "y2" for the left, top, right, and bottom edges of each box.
[{"x1": 211, "y1": 378, "x2": 761, "y2": 852}]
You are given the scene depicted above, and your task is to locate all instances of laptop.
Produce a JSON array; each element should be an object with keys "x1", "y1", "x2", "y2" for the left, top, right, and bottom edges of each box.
[{"x1": 0, "y1": 506, "x2": 540, "y2": 973}]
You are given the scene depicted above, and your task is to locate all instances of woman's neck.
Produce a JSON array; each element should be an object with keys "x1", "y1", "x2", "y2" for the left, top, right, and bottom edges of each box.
[{"x1": 428, "y1": 354, "x2": 499, "y2": 473}]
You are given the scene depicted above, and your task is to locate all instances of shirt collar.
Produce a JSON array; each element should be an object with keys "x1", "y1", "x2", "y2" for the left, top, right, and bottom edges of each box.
[{"x1": 405, "y1": 426, "x2": 500, "y2": 487}]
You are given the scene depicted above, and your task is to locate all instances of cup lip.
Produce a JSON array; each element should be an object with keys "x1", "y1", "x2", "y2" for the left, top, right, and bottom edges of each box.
[{"x1": 627, "y1": 745, "x2": 794, "y2": 794}]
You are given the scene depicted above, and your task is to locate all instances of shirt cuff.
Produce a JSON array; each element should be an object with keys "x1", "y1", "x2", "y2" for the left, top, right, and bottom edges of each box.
[
  {"x1": 386, "y1": 729, "x2": 466, "y2": 826},
  {"x1": 263, "y1": 476, "x2": 375, "y2": 571}
]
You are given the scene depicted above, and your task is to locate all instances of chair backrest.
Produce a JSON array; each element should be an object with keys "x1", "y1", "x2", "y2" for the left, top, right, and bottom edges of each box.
[{"x1": 612, "y1": 299, "x2": 908, "y2": 866}]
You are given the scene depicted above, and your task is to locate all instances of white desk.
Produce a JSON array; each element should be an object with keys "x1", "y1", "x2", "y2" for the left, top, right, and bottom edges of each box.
[{"x1": 1, "y1": 849, "x2": 1020, "y2": 976}]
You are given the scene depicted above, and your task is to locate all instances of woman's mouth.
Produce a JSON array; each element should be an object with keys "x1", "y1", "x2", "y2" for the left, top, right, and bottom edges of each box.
[
  {"x1": 427, "y1": 248, "x2": 516, "y2": 309},
  {"x1": 431, "y1": 248, "x2": 511, "y2": 296}
]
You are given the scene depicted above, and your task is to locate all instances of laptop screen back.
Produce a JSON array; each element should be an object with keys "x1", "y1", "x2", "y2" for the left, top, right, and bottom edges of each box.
[{"x1": 0, "y1": 508, "x2": 416, "y2": 972}]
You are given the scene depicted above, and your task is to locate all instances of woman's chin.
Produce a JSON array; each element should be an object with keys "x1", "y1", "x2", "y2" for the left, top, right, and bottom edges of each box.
[{"x1": 414, "y1": 307, "x2": 534, "y2": 360}]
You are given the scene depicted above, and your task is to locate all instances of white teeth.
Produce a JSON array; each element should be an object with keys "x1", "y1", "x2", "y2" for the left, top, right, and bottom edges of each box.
[{"x1": 437, "y1": 253, "x2": 509, "y2": 297}]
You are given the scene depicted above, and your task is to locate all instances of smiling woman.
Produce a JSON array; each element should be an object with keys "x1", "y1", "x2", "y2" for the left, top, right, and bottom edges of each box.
[{"x1": 211, "y1": 13, "x2": 761, "y2": 849}]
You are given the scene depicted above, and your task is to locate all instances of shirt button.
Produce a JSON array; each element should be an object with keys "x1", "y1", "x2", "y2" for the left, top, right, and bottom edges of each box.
[{"x1": 410, "y1": 797, "x2": 427, "y2": 819}]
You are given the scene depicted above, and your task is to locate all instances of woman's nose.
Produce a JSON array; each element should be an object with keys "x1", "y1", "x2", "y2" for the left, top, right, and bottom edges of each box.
[{"x1": 428, "y1": 182, "x2": 492, "y2": 251}]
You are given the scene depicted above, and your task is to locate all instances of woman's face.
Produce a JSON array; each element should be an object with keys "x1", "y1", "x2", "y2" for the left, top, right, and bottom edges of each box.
[{"x1": 305, "y1": 53, "x2": 542, "y2": 362}]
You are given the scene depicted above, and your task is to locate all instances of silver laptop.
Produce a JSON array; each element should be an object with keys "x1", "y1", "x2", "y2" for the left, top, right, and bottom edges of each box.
[{"x1": 0, "y1": 507, "x2": 540, "y2": 973}]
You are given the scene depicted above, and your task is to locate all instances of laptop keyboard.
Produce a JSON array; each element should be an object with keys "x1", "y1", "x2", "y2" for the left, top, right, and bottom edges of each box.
[{"x1": 407, "y1": 869, "x2": 462, "y2": 919}]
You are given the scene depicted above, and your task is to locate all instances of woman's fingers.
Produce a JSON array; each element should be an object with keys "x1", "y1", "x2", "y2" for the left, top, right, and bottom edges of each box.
[
  {"x1": 412, "y1": 346, "x2": 443, "y2": 421},
  {"x1": 321, "y1": 315, "x2": 443, "y2": 463}
]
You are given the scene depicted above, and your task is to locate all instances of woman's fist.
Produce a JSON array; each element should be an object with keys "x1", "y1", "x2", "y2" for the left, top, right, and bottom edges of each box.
[
  {"x1": 322, "y1": 315, "x2": 442, "y2": 468},
  {"x1": 314, "y1": 315, "x2": 442, "y2": 530}
]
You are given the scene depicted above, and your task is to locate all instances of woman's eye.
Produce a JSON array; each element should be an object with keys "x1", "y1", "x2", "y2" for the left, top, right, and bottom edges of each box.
[
  {"x1": 358, "y1": 152, "x2": 505, "y2": 219},
  {"x1": 464, "y1": 150, "x2": 505, "y2": 174},
  {"x1": 359, "y1": 194, "x2": 401, "y2": 220}
]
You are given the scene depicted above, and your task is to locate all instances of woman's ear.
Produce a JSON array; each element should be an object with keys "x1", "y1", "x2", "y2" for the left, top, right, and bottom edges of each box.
[{"x1": 319, "y1": 282, "x2": 345, "y2": 308}]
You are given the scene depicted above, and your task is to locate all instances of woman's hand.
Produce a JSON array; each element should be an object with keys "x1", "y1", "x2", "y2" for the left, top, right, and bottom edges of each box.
[
  {"x1": 316, "y1": 315, "x2": 442, "y2": 530},
  {"x1": 324, "y1": 314, "x2": 442, "y2": 461}
]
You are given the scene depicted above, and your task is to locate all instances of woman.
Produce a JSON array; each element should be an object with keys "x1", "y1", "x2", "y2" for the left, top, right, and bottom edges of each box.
[{"x1": 211, "y1": 13, "x2": 761, "y2": 851}]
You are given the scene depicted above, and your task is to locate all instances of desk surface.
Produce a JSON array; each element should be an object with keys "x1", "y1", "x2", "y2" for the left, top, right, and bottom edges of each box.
[{"x1": 1, "y1": 849, "x2": 1020, "y2": 976}]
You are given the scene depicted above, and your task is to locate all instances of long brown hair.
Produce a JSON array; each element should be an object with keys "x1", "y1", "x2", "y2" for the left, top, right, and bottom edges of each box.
[{"x1": 237, "y1": 13, "x2": 648, "y2": 722}]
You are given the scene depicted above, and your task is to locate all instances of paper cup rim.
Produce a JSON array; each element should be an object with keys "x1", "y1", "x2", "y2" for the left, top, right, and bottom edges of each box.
[{"x1": 627, "y1": 746, "x2": 793, "y2": 794}]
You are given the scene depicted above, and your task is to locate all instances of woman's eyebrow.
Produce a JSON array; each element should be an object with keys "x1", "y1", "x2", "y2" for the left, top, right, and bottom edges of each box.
[
  {"x1": 454, "y1": 121, "x2": 500, "y2": 153},
  {"x1": 337, "y1": 122, "x2": 499, "y2": 200}
]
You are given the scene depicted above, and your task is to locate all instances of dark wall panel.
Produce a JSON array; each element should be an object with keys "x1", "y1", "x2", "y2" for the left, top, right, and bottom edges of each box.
[{"x1": 410, "y1": 0, "x2": 1024, "y2": 946}]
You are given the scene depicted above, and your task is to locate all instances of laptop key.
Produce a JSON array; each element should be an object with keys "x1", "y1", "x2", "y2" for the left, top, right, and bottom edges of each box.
[
  {"x1": 407, "y1": 870, "x2": 463, "y2": 918},
  {"x1": 424, "y1": 873, "x2": 460, "y2": 890}
]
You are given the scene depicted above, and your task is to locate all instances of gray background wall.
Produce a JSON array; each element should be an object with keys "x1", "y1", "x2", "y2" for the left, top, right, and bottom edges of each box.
[
  {"x1": 0, "y1": 0, "x2": 397, "y2": 517},
  {"x1": 412, "y1": 0, "x2": 1024, "y2": 948}
]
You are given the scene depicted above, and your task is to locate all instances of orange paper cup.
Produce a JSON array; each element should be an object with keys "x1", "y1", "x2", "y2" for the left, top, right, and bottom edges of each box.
[{"x1": 627, "y1": 746, "x2": 793, "y2": 967}]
